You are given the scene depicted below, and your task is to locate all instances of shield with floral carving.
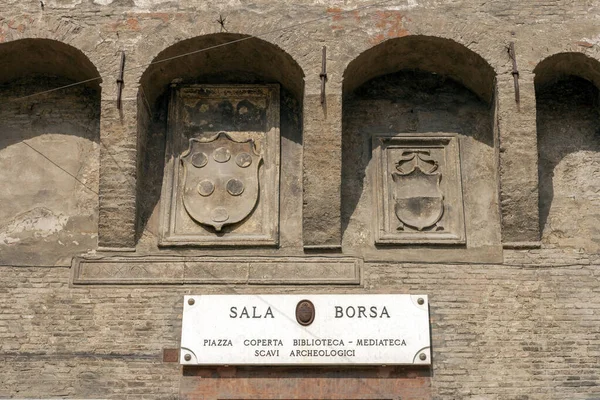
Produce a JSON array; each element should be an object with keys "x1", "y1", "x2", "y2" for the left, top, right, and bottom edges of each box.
[
  {"x1": 181, "y1": 132, "x2": 262, "y2": 231},
  {"x1": 391, "y1": 151, "x2": 444, "y2": 231}
]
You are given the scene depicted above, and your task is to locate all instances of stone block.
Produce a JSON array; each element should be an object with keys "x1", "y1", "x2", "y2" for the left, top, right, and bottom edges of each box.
[
  {"x1": 71, "y1": 256, "x2": 361, "y2": 285},
  {"x1": 159, "y1": 84, "x2": 280, "y2": 247},
  {"x1": 373, "y1": 133, "x2": 465, "y2": 245}
]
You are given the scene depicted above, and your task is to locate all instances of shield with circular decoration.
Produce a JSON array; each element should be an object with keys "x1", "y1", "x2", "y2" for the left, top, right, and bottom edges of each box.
[{"x1": 180, "y1": 132, "x2": 262, "y2": 231}]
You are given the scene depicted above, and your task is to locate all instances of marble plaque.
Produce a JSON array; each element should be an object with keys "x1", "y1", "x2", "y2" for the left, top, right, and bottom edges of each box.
[
  {"x1": 180, "y1": 294, "x2": 431, "y2": 365},
  {"x1": 159, "y1": 84, "x2": 280, "y2": 246},
  {"x1": 373, "y1": 134, "x2": 466, "y2": 244}
]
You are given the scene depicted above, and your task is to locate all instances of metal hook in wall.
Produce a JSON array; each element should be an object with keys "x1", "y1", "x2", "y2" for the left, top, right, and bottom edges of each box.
[
  {"x1": 116, "y1": 51, "x2": 126, "y2": 110},
  {"x1": 216, "y1": 15, "x2": 228, "y2": 32},
  {"x1": 320, "y1": 46, "x2": 328, "y2": 104},
  {"x1": 508, "y1": 42, "x2": 520, "y2": 105}
]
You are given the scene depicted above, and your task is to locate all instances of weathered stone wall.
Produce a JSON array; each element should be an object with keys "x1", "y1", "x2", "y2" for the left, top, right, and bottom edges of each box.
[
  {"x1": 0, "y1": 78, "x2": 99, "y2": 266},
  {"x1": 1, "y1": 0, "x2": 600, "y2": 398},
  {"x1": 537, "y1": 76, "x2": 600, "y2": 252},
  {"x1": 343, "y1": 71, "x2": 501, "y2": 262},
  {"x1": 2, "y1": 0, "x2": 599, "y2": 249}
]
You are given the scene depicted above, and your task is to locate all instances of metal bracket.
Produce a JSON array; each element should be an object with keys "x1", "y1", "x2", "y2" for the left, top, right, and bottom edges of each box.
[
  {"x1": 116, "y1": 51, "x2": 125, "y2": 110},
  {"x1": 508, "y1": 42, "x2": 520, "y2": 105},
  {"x1": 320, "y1": 46, "x2": 328, "y2": 104},
  {"x1": 216, "y1": 14, "x2": 227, "y2": 32}
]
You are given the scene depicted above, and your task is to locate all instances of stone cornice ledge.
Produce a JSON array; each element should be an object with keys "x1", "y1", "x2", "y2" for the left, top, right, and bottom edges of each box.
[{"x1": 71, "y1": 255, "x2": 361, "y2": 286}]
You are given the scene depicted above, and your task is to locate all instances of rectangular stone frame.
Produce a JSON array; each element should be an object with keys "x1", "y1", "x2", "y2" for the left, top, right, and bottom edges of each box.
[
  {"x1": 373, "y1": 133, "x2": 466, "y2": 245},
  {"x1": 71, "y1": 256, "x2": 361, "y2": 285},
  {"x1": 159, "y1": 84, "x2": 280, "y2": 247}
]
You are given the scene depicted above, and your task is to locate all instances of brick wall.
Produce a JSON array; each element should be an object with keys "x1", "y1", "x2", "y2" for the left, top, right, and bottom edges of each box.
[{"x1": 1, "y1": 262, "x2": 599, "y2": 399}]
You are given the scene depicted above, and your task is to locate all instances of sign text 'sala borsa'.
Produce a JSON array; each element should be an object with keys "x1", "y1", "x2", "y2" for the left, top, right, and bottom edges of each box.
[{"x1": 180, "y1": 294, "x2": 431, "y2": 365}]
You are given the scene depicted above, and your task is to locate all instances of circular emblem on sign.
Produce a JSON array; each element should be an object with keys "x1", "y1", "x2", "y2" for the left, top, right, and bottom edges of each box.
[
  {"x1": 213, "y1": 147, "x2": 231, "y2": 163},
  {"x1": 211, "y1": 207, "x2": 229, "y2": 222},
  {"x1": 197, "y1": 180, "x2": 214, "y2": 196},
  {"x1": 296, "y1": 300, "x2": 315, "y2": 326},
  {"x1": 191, "y1": 152, "x2": 208, "y2": 168},
  {"x1": 235, "y1": 152, "x2": 253, "y2": 168},
  {"x1": 226, "y1": 178, "x2": 245, "y2": 196}
]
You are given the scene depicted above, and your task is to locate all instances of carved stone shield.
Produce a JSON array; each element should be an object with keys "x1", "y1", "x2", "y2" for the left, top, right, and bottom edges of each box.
[
  {"x1": 180, "y1": 132, "x2": 262, "y2": 231},
  {"x1": 391, "y1": 152, "x2": 444, "y2": 231}
]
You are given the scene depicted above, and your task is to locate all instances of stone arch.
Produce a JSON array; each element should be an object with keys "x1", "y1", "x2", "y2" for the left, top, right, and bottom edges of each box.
[
  {"x1": 0, "y1": 38, "x2": 101, "y2": 265},
  {"x1": 0, "y1": 38, "x2": 101, "y2": 89},
  {"x1": 534, "y1": 52, "x2": 600, "y2": 89},
  {"x1": 343, "y1": 35, "x2": 496, "y2": 102},
  {"x1": 534, "y1": 52, "x2": 600, "y2": 251},
  {"x1": 341, "y1": 35, "x2": 501, "y2": 261},
  {"x1": 0, "y1": 14, "x2": 107, "y2": 78},
  {"x1": 139, "y1": 33, "x2": 304, "y2": 110},
  {"x1": 135, "y1": 33, "x2": 305, "y2": 247}
]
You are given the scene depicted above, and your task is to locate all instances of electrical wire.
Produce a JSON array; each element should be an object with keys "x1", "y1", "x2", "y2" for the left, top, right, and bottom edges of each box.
[
  {"x1": 10, "y1": 76, "x2": 102, "y2": 102},
  {"x1": 7, "y1": 0, "x2": 399, "y2": 103},
  {"x1": 1, "y1": 0, "x2": 400, "y2": 243},
  {"x1": 138, "y1": 0, "x2": 397, "y2": 70},
  {"x1": 21, "y1": 141, "x2": 99, "y2": 195}
]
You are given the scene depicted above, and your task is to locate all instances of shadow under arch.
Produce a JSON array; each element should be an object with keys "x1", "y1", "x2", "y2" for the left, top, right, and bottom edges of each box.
[
  {"x1": 0, "y1": 38, "x2": 101, "y2": 265},
  {"x1": 534, "y1": 53, "x2": 600, "y2": 249},
  {"x1": 0, "y1": 38, "x2": 101, "y2": 91},
  {"x1": 341, "y1": 35, "x2": 498, "y2": 249},
  {"x1": 343, "y1": 35, "x2": 496, "y2": 102},
  {"x1": 534, "y1": 52, "x2": 600, "y2": 91},
  {"x1": 135, "y1": 33, "x2": 305, "y2": 245}
]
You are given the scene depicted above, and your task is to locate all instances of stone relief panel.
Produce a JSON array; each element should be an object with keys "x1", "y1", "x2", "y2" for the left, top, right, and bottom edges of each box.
[
  {"x1": 159, "y1": 84, "x2": 280, "y2": 246},
  {"x1": 373, "y1": 134, "x2": 465, "y2": 245}
]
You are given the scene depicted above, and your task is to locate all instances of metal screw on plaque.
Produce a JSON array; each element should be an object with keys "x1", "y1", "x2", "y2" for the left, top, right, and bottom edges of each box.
[
  {"x1": 417, "y1": 298, "x2": 424, "y2": 305},
  {"x1": 295, "y1": 300, "x2": 315, "y2": 326},
  {"x1": 184, "y1": 354, "x2": 192, "y2": 361},
  {"x1": 188, "y1": 298, "x2": 195, "y2": 306},
  {"x1": 419, "y1": 353, "x2": 427, "y2": 361}
]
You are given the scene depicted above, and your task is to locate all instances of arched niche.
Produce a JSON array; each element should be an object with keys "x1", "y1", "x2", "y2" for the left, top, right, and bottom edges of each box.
[
  {"x1": 535, "y1": 53, "x2": 600, "y2": 251},
  {"x1": 0, "y1": 38, "x2": 100, "y2": 91},
  {"x1": 136, "y1": 33, "x2": 305, "y2": 249},
  {"x1": 343, "y1": 35, "x2": 495, "y2": 102},
  {"x1": 0, "y1": 38, "x2": 101, "y2": 266},
  {"x1": 341, "y1": 35, "x2": 501, "y2": 261}
]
